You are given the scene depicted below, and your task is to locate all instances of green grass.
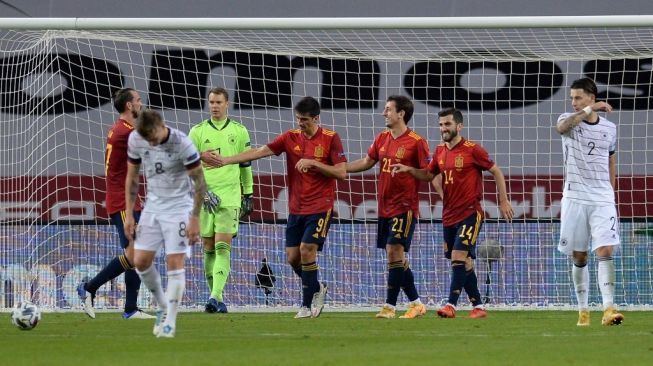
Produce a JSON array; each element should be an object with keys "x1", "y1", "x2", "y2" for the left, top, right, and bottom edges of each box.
[{"x1": 1, "y1": 311, "x2": 652, "y2": 366}]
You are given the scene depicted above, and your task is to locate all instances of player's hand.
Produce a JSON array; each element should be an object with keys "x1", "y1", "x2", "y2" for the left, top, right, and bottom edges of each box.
[
  {"x1": 589, "y1": 101, "x2": 613, "y2": 113},
  {"x1": 389, "y1": 163, "x2": 410, "y2": 177},
  {"x1": 240, "y1": 194, "x2": 254, "y2": 219},
  {"x1": 124, "y1": 214, "x2": 136, "y2": 241},
  {"x1": 203, "y1": 191, "x2": 221, "y2": 214},
  {"x1": 213, "y1": 153, "x2": 230, "y2": 168},
  {"x1": 201, "y1": 150, "x2": 222, "y2": 168},
  {"x1": 187, "y1": 216, "x2": 200, "y2": 245},
  {"x1": 295, "y1": 158, "x2": 315, "y2": 173},
  {"x1": 499, "y1": 200, "x2": 514, "y2": 222}
]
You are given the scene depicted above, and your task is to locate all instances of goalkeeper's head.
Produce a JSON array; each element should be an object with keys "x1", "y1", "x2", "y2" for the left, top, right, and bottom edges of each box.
[{"x1": 137, "y1": 109, "x2": 167, "y2": 146}]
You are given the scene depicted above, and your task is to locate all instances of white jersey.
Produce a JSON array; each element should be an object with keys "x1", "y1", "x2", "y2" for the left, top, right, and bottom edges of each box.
[
  {"x1": 557, "y1": 113, "x2": 617, "y2": 205},
  {"x1": 128, "y1": 127, "x2": 200, "y2": 214}
]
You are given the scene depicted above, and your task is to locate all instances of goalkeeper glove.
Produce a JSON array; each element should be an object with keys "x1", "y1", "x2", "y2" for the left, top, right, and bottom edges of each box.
[
  {"x1": 240, "y1": 194, "x2": 254, "y2": 219},
  {"x1": 203, "y1": 191, "x2": 221, "y2": 214}
]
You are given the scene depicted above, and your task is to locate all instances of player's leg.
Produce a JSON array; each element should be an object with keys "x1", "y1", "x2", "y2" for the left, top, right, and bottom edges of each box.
[
  {"x1": 438, "y1": 211, "x2": 482, "y2": 318},
  {"x1": 200, "y1": 207, "x2": 216, "y2": 309},
  {"x1": 590, "y1": 205, "x2": 623, "y2": 326},
  {"x1": 396, "y1": 211, "x2": 425, "y2": 318},
  {"x1": 285, "y1": 215, "x2": 309, "y2": 318},
  {"x1": 558, "y1": 198, "x2": 591, "y2": 326},
  {"x1": 286, "y1": 214, "x2": 303, "y2": 278},
  {"x1": 374, "y1": 217, "x2": 399, "y2": 318},
  {"x1": 209, "y1": 207, "x2": 240, "y2": 314},
  {"x1": 121, "y1": 211, "x2": 152, "y2": 319},
  {"x1": 459, "y1": 214, "x2": 484, "y2": 318},
  {"x1": 78, "y1": 210, "x2": 141, "y2": 319},
  {"x1": 300, "y1": 210, "x2": 331, "y2": 318},
  {"x1": 157, "y1": 213, "x2": 193, "y2": 338}
]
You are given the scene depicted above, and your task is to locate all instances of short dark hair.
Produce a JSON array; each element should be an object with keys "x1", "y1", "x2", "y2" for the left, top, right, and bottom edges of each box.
[
  {"x1": 207, "y1": 87, "x2": 229, "y2": 101},
  {"x1": 137, "y1": 109, "x2": 164, "y2": 139},
  {"x1": 294, "y1": 96, "x2": 320, "y2": 117},
  {"x1": 386, "y1": 95, "x2": 414, "y2": 124},
  {"x1": 570, "y1": 78, "x2": 598, "y2": 98},
  {"x1": 113, "y1": 88, "x2": 135, "y2": 113},
  {"x1": 438, "y1": 107, "x2": 464, "y2": 124}
]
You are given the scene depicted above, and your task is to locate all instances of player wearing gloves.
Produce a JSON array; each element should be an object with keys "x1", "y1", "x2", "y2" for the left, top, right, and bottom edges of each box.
[{"x1": 189, "y1": 87, "x2": 254, "y2": 314}]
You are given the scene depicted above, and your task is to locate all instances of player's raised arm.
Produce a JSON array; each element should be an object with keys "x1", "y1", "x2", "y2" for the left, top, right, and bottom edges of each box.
[
  {"x1": 216, "y1": 145, "x2": 274, "y2": 167},
  {"x1": 487, "y1": 164, "x2": 513, "y2": 221},
  {"x1": 390, "y1": 163, "x2": 435, "y2": 181}
]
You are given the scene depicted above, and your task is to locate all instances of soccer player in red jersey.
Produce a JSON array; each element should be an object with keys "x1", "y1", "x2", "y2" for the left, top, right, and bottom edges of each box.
[
  {"x1": 215, "y1": 96, "x2": 347, "y2": 318},
  {"x1": 77, "y1": 88, "x2": 153, "y2": 320},
  {"x1": 393, "y1": 107, "x2": 513, "y2": 319},
  {"x1": 347, "y1": 96, "x2": 430, "y2": 319}
]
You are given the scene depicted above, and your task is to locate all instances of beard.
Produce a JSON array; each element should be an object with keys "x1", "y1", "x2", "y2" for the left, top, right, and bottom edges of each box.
[
  {"x1": 441, "y1": 129, "x2": 458, "y2": 142},
  {"x1": 131, "y1": 109, "x2": 139, "y2": 120}
]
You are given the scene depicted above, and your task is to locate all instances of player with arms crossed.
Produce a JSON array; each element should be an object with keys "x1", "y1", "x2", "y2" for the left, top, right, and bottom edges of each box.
[
  {"x1": 215, "y1": 96, "x2": 347, "y2": 318},
  {"x1": 189, "y1": 87, "x2": 254, "y2": 314},
  {"x1": 346, "y1": 95, "x2": 430, "y2": 319},
  {"x1": 555, "y1": 77, "x2": 624, "y2": 326},
  {"x1": 124, "y1": 110, "x2": 207, "y2": 337},
  {"x1": 393, "y1": 107, "x2": 513, "y2": 318},
  {"x1": 78, "y1": 88, "x2": 153, "y2": 320}
]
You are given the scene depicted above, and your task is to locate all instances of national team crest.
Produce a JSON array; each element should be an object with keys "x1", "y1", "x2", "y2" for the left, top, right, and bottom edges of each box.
[
  {"x1": 455, "y1": 155, "x2": 464, "y2": 169},
  {"x1": 314, "y1": 145, "x2": 324, "y2": 158},
  {"x1": 396, "y1": 146, "x2": 405, "y2": 159},
  {"x1": 228, "y1": 134, "x2": 236, "y2": 145}
]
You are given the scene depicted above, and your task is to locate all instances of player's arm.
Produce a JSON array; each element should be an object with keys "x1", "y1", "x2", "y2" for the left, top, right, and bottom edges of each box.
[
  {"x1": 609, "y1": 153, "x2": 617, "y2": 190},
  {"x1": 556, "y1": 102, "x2": 613, "y2": 134},
  {"x1": 390, "y1": 163, "x2": 435, "y2": 182},
  {"x1": 239, "y1": 129, "x2": 255, "y2": 217},
  {"x1": 186, "y1": 165, "x2": 208, "y2": 244},
  {"x1": 296, "y1": 160, "x2": 347, "y2": 180},
  {"x1": 217, "y1": 145, "x2": 275, "y2": 167},
  {"x1": 123, "y1": 161, "x2": 140, "y2": 241},
  {"x1": 431, "y1": 174, "x2": 443, "y2": 199},
  {"x1": 487, "y1": 164, "x2": 514, "y2": 221},
  {"x1": 346, "y1": 155, "x2": 377, "y2": 173}
]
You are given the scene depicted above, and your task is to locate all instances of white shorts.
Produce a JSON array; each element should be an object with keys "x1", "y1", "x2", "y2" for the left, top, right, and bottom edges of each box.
[
  {"x1": 557, "y1": 197, "x2": 620, "y2": 255},
  {"x1": 134, "y1": 211, "x2": 192, "y2": 256}
]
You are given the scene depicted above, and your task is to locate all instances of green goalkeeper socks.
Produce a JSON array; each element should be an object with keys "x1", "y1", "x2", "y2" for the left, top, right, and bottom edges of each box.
[
  {"x1": 211, "y1": 241, "x2": 231, "y2": 301},
  {"x1": 203, "y1": 248, "x2": 216, "y2": 292}
]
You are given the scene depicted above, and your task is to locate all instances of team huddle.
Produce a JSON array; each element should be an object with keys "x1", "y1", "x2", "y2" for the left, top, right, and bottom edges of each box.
[{"x1": 78, "y1": 77, "x2": 623, "y2": 338}]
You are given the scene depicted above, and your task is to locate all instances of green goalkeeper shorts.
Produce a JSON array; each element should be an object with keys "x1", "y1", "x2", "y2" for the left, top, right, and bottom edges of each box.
[{"x1": 200, "y1": 206, "x2": 241, "y2": 237}]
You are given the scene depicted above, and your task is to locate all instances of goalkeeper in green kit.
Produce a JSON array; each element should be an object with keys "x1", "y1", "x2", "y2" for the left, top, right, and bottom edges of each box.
[{"x1": 189, "y1": 87, "x2": 254, "y2": 313}]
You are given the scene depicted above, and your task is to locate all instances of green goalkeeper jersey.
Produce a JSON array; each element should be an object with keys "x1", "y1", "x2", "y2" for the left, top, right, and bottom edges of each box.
[{"x1": 189, "y1": 117, "x2": 254, "y2": 207}]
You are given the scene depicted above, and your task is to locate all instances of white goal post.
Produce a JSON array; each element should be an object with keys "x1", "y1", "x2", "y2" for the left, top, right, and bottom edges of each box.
[{"x1": 1, "y1": 16, "x2": 652, "y2": 311}]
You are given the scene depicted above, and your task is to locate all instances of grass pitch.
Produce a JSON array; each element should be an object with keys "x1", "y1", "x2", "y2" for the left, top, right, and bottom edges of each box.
[{"x1": 1, "y1": 310, "x2": 652, "y2": 366}]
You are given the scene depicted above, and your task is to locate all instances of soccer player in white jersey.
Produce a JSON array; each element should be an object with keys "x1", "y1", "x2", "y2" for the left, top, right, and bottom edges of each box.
[
  {"x1": 124, "y1": 109, "x2": 207, "y2": 338},
  {"x1": 556, "y1": 77, "x2": 624, "y2": 327}
]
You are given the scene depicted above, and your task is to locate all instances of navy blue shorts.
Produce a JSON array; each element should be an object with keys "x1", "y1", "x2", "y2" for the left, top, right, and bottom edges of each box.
[
  {"x1": 442, "y1": 211, "x2": 483, "y2": 259},
  {"x1": 376, "y1": 210, "x2": 416, "y2": 252},
  {"x1": 286, "y1": 210, "x2": 332, "y2": 251},
  {"x1": 109, "y1": 210, "x2": 141, "y2": 249}
]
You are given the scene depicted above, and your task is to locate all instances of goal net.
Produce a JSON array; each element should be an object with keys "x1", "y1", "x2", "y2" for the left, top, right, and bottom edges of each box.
[{"x1": 1, "y1": 17, "x2": 652, "y2": 311}]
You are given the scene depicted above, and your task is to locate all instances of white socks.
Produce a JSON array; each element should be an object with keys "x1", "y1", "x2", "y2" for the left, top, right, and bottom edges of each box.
[
  {"x1": 136, "y1": 265, "x2": 167, "y2": 311},
  {"x1": 163, "y1": 269, "x2": 186, "y2": 329},
  {"x1": 572, "y1": 263, "x2": 589, "y2": 310},
  {"x1": 598, "y1": 257, "x2": 615, "y2": 309}
]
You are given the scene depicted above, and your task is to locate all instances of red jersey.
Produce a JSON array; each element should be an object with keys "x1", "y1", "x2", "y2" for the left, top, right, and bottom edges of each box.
[
  {"x1": 367, "y1": 129, "x2": 430, "y2": 218},
  {"x1": 267, "y1": 127, "x2": 347, "y2": 215},
  {"x1": 427, "y1": 138, "x2": 494, "y2": 226},
  {"x1": 105, "y1": 119, "x2": 142, "y2": 214}
]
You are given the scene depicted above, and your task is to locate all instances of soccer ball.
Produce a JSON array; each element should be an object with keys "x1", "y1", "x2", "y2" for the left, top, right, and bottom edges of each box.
[{"x1": 11, "y1": 302, "x2": 41, "y2": 330}]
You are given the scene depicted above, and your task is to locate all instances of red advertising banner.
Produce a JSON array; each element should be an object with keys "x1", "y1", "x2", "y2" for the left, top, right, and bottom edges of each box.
[{"x1": 1, "y1": 175, "x2": 651, "y2": 221}]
